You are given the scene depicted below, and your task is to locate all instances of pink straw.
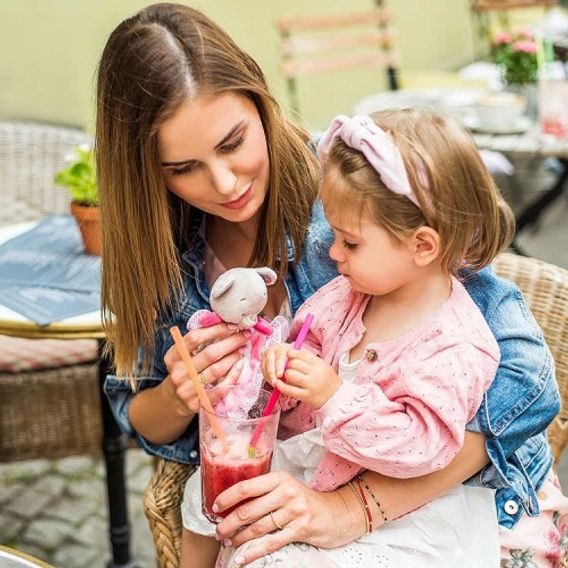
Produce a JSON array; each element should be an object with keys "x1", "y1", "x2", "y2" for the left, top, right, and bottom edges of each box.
[{"x1": 249, "y1": 313, "x2": 314, "y2": 449}]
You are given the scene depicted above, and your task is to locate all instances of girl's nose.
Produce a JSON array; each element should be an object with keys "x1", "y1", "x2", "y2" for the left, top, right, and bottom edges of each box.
[
  {"x1": 210, "y1": 162, "x2": 237, "y2": 196},
  {"x1": 329, "y1": 241, "x2": 343, "y2": 263}
]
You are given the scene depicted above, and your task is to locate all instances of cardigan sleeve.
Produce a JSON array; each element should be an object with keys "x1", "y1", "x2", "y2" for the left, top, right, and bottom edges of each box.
[{"x1": 316, "y1": 341, "x2": 499, "y2": 478}]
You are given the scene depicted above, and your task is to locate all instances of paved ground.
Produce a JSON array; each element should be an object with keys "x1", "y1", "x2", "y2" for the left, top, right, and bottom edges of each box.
[
  {"x1": 0, "y1": 450, "x2": 155, "y2": 568},
  {"x1": 1, "y1": 159, "x2": 567, "y2": 568}
]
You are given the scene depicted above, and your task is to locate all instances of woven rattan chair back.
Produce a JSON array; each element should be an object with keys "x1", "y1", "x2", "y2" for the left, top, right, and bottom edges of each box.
[
  {"x1": 143, "y1": 252, "x2": 568, "y2": 568},
  {"x1": 276, "y1": 1, "x2": 399, "y2": 116},
  {"x1": 0, "y1": 121, "x2": 90, "y2": 226},
  {"x1": 0, "y1": 120, "x2": 101, "y2": 463}
]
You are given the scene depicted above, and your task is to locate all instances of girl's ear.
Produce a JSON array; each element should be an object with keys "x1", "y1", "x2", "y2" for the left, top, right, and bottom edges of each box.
[{"x1": 408, "y1": 227, "x2": 441, "y2": 267}]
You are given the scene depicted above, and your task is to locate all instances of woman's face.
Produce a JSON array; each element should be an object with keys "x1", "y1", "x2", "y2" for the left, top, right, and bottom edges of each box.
[{"x1": 158, "y1": 91, "x2": 270, "y2": 223}]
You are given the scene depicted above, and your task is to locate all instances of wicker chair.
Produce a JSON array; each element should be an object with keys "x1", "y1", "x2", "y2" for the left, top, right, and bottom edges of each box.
[
  {"x1": 0, "y1": 120, "x2": 102, "y2": 462},
  {"x1": 143, "y1": 252, "x2": 568, "y2": 568}
]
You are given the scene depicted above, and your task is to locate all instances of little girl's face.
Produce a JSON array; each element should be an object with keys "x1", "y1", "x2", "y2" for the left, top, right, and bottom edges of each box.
[{"x1": 326, "y1": 205, "x2": 417, "y2": 297}]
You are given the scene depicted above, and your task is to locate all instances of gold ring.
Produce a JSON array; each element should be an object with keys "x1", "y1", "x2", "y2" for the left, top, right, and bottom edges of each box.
[
  {"x1": 198, "y1": 373, "x2": 208, "y2": 385},
  {"x1": 269, "y1": 511, "x2": 284, "y2": 531}
]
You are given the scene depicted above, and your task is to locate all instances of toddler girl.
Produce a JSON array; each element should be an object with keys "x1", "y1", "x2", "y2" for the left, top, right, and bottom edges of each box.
[{"x1": 260, "y1": 109, "x2": 515, "y2": 567}]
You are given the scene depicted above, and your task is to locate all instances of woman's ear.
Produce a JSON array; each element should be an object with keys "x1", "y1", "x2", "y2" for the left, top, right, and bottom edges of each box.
[{"x1": 408, "y1": 227, "x2": 441, "y2": 267}]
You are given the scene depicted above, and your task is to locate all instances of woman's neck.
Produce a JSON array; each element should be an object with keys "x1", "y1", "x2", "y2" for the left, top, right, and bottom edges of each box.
[{"x1": 205, "y1": 214, "x2": 258, "y2": 269}]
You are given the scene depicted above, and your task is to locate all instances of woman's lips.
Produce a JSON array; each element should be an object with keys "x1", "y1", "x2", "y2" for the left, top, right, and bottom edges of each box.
[{"x1": 222, "y1": 184, "x2": 253, "y2": 210}]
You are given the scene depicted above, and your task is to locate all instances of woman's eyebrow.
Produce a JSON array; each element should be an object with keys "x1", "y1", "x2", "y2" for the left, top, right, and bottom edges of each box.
[
  {"x1": 160, "y1": 121, "x2": 245, "y2": 166},
  {"x1": 214, "y1": 120, "x2": 245, "y2": 150}
]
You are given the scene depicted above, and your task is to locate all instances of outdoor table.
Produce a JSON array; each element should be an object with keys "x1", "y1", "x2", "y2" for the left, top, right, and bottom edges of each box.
[
  {"x1": 0, "y1": 545, "x2": 55, "y2": 568},
  {"x1": 354, "y1": 87, "x2": 568, "y2": 252},
  {"x1": 0, "y1": 222, "x2": 138, "y2": 568}
]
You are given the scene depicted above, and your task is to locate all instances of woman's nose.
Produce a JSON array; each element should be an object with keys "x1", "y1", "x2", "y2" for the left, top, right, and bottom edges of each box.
[{"x1": 209, "y1": 162, "x2": 237, "y2": 196}]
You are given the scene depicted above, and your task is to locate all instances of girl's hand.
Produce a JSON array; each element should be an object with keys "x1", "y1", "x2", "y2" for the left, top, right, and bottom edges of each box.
[
  {"x1": 262, "y1": 343, "x2": 292, "y2": 385},
  {"x1": 265, "y1": 348, "x2": 341, "y2": 409},
  {"x1": 214, "y1": 471, "x2": 364, "y2": 564},
  {"x1": 164, "y1": 323, "x2": 250, "y2": 414}
]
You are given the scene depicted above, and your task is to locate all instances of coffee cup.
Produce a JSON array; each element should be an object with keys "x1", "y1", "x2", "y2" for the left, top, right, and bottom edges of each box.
[{"x1": 475, "y1": 93, "x2": 526, "y2": 131}]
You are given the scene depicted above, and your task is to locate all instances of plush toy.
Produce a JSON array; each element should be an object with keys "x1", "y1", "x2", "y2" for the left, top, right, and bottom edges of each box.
[{"x1": 187, "y1": 267, "x2": 289, "y2": 415}]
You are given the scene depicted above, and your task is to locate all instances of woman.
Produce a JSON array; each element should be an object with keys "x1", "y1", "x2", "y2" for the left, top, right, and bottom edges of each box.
[{"x1": 97, "y1": 4, "x2": 562, "y2": 566}]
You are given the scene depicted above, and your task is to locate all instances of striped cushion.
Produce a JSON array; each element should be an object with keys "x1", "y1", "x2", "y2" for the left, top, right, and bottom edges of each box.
[{"x1": 0, "y1": 335, "x2": 97, "y2": 372}]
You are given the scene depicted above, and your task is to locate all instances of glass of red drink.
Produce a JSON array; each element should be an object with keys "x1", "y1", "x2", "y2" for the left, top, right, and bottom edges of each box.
[{"x1": 199, "y1": 387, "x2": 280, "y2": 523}]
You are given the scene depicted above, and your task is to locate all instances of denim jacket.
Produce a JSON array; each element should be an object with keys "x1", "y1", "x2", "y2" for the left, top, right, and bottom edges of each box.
[{"x1": 105, "y1": 201, "x2": 559, "y2": 528}]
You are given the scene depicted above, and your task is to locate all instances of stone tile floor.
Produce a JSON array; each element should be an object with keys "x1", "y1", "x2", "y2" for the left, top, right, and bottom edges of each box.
[
  {"x1": 0, "y1": 451, "x2": 155, "y2": 567},
  {"x1": 1, "y1": 159, "x2": 567, "y2": 568}
]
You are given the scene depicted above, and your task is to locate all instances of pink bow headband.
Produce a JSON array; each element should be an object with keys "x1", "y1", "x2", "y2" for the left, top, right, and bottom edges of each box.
[{"x1": 317, "y1": 114, "x2": 420, "y2": 208}]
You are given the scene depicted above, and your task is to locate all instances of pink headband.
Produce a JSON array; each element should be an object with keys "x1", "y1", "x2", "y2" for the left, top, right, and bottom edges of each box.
[{"x1": 317, "y1": 114, "x2": 420, "y2": 208}]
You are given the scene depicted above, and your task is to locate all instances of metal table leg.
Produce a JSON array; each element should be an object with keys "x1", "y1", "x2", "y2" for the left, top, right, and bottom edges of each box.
[
  {"x1": 511, "y1": 158, "x2": 568, "y2": 254},
  {"x1": 97, "y1": 340, "x2": 139, "y2": 568}
]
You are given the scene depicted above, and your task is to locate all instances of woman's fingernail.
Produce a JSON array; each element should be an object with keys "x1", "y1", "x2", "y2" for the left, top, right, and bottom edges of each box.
[
  {"x1": 228, "y1": 324, "x2": 239, "y2": 331},
  {"x1": 235, "y1": 360, "x2": 243, "y2": 370},
  {"x1": 223, "y1": 539, "x2": 232, "y2": 547},
  {"x1": 238, "y1": 347, "x2": 245, "y2": 355},
  {"x1": 234, "y1": 556, "x2": 245, "y2": 565},
  {"x1": 212, "y1": 503, "x2": 219, "y2": 513}
]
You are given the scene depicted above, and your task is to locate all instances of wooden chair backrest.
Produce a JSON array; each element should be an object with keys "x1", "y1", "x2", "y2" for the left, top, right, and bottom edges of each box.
[
  {"x1": 471, "y1": 0, "x2": 557, "y2": 11},
  {"x1": 276, "y1": 6, "x2": 399, "y2": 115}
]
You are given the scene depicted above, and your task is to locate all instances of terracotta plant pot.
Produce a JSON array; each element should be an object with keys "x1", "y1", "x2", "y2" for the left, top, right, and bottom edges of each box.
[{"x1": 70, "y1": 202, "x2": 102, "y2": 256}]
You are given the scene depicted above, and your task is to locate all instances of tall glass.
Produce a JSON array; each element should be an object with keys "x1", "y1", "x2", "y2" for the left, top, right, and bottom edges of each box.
[{"x1": 199, "y1": 387, "x2": 280, "y2": 523}]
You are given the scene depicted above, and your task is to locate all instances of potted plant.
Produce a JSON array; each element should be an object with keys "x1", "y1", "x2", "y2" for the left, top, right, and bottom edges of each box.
[
  {"x1": 54, "y1": 144, "x2": 101, "y2": 255},
  {"x1": 492, "y1": 30, "x2": 539, "y2": 118}
]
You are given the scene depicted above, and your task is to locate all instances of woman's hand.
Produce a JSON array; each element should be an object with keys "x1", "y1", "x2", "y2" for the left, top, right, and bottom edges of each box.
[
  {"x1": 164, "y1": 323, "x2": 251, "y2": 415},
  {"x1": 214, "y1": 471, "x2": 365, "y2": 565}
]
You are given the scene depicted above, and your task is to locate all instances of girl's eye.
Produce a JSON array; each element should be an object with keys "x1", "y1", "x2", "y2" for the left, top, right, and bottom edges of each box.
[
  {"x1": 171, "y1": 163, "x2": 195, "y2": 176},
  {"x1": 343, "y1": 240, "x2": 358, "y2": 250},
  {"x1": 220, "y1": 136, "x2": 244, "y2": 153}
]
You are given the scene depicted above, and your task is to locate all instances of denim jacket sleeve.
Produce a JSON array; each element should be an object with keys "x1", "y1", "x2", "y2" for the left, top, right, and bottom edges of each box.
[
  {"x1": 103, "y1": 310, "x2": 202, "y2": 465},
  {"x1": 463, "y1": 265, "x2": 560, "y2": 524}
]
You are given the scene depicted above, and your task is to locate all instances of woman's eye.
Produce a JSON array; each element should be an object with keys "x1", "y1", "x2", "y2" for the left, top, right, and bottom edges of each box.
[
  {"x1": 171, "y1": 163, "x2": 195, "y2": 176},
  {"x1": 220, "y1": 136, "x2": 244, "y2": 153},
  {"x1": 343, "y1": 240, "x2": 358, "y2": 250}
]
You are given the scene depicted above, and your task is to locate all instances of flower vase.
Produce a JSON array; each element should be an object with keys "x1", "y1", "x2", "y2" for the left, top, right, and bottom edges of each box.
[{"x1": 505, "y1": 83, "x2": 538, "y2": 121}]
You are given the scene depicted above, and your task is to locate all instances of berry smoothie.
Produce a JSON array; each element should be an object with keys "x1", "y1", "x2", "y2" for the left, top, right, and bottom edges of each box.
[{"x1": 201, "y1": 447, "x2": 273, "y2": 522}]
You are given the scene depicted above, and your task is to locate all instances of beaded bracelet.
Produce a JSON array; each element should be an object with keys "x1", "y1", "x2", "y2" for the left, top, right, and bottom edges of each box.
[
  {"x1": 347, "y1": 481, "x2": 370, "y2": 533},
  {"x1": 357, "y1": 473, "x2": 389, "y2": 524}
]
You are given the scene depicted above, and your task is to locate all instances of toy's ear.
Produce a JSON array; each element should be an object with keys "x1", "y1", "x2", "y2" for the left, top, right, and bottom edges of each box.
[
  {"x1": 255, "y1": 267, "x2": 277, "y2": 287},
  {"x1": 211, "y1": 274, "x2": 235, "y2": 299}
]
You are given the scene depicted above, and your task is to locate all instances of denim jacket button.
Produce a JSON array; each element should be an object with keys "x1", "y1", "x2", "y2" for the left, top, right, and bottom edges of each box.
[
  {"x1": 504, "y1": 500, "x2": 519, "y2": 515},
  {"x1": 189, "y1": 450, "x2": 198, "y2": 459}
]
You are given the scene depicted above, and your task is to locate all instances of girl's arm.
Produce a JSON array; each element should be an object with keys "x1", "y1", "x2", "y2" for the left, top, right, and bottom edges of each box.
[
  {"x1": 214, "y1": 431, "x2": 488, "y2": 565},
  {"x1": 316, "y1": 342, "x2": 497, "y2": 479}
]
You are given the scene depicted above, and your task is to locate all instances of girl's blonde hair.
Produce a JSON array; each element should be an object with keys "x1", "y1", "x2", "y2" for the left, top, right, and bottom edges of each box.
[
  {"x1": 321, "y1": 109, "x2": 515, "y2": 274},
  {"x1": 96, "y1": 3, "x2": 319, "y2": 377}
]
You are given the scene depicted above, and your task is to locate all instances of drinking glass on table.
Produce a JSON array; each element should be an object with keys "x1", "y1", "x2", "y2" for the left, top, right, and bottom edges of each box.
[{"x1": 199, "y1": 386, "x2": 280, "y2": 523}]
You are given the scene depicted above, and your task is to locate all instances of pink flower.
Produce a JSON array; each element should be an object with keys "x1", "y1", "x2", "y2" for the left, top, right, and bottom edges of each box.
[
  {"x1": 517, "y1": 28, "x2": 533, "y2": 40},
  {"x1": 544, "y1": 527, "x2": 561, "y2": 564},
  {"x1": 513, "y1": 40, "x2": 537, "y2": 54},
  {"x1": 494, "y1": 31, "x2": 513, "y2": 45}
]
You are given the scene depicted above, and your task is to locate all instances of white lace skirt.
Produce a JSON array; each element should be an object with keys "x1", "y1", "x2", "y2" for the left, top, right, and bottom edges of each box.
[
  {"x1": 205, "y1": 428, "x2": 501, "y2": 567},
  {"x1": 216, "y1": 484, "x2": 500, "y2": 568}
]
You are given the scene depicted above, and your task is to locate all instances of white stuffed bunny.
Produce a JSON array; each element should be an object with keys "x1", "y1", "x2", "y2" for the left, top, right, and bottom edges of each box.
[{"x1": 187, "y1": 267, "x2": 290, "y2": 415}]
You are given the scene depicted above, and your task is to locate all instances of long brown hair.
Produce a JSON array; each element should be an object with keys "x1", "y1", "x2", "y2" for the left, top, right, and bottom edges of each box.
[
  {"x1": 321, "y1": 109, "x2": 515, "y2": 275},
  {"x1": 96, "y1": 3, "x2": 319, "y2": 377}
]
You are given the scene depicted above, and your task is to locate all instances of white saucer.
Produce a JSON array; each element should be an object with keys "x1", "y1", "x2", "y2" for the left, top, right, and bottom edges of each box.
[{"x1": 463, "y1": 116, "x2": 532, "y2": 134}]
